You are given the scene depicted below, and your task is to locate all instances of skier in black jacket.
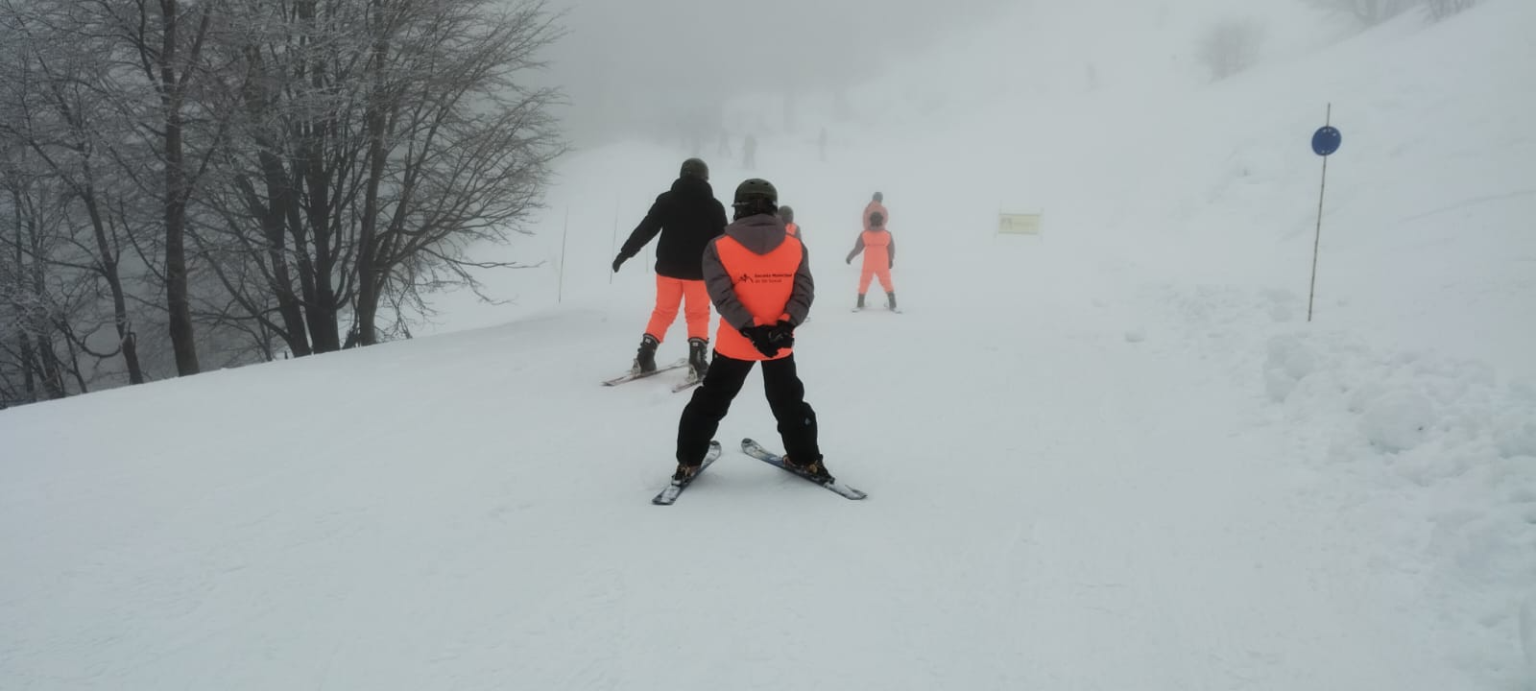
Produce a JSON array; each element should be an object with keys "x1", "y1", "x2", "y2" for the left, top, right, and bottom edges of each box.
[{"x1": 611, "y1": 158, "x2": 729, "y2": 381}]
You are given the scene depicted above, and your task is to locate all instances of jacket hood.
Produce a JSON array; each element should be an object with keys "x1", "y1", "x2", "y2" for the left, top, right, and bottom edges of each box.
[
  {"x1": 671, "y1": 175, "x2": 714, "y2": 197},
  {"x1": 723, "y1": 213, "x2": 789, "y2": 255}
]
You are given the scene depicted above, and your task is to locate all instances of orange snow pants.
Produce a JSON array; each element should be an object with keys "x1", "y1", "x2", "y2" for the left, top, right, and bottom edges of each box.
[
  {"x1": 646, "y1": 275, "x2": 711, "y2": 342},
  {"x1": 858, "y1": 264, "x2": 894, "y2": 294}
]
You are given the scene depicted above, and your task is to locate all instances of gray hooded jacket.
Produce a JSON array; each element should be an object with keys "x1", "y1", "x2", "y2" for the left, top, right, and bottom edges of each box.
[{"x1": 701, "y1": 213, "x2": 815, "y2": 331}]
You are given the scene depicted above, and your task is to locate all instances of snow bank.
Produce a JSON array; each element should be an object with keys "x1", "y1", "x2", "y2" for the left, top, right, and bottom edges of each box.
[{"x1": 1163, "y1": 282, "x2": 1536, "y2": 689}]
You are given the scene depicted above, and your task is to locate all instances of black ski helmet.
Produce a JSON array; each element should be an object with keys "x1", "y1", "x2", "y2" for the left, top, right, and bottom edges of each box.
[
  {"x1": 732, "y1": 178, "x2": 778, "y2": 207},
  {"x1": 873, "y1": 191, "x2": 883, "y2": 202},
  {"x1": 680, "y1": 158, "x2": 709, "y2": 181},
  {"x1": 868, "y1": 211, "x2": 885, "y2": 227},
  {"x1": 778, "y1": 205, "x2": 795, "y2": 222}
]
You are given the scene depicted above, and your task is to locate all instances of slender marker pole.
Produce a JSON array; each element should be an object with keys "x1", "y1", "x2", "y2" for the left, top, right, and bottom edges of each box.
[
  {"x1": 1307, "y1": 103, "x2": 1332, "y2": 323},
  {"x1": 558, "y1": 207, "x2": 569, "y2": 303}
]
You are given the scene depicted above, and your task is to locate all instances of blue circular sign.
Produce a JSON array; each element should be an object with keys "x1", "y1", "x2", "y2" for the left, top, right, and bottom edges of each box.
[{"x1": 1312, "y1": 126, "x2": 1342, "y2": 156}]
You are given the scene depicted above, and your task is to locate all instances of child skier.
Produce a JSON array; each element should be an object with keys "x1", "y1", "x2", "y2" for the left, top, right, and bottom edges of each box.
[
  {"x1": 846, "y1": 211, "x2": 897, "y2": 311},
  {"x1": 672, "y1": 178, "x2": 830, "y2": 483},
  {"x1": 779, "y1": 205, "x2": 801, "y2": 238},
  {"x1": 863, "y1": 191, "x2": 886, "y2": 231}
]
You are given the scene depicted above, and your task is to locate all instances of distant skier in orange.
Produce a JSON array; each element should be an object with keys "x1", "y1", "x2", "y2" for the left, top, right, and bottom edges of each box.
[
  {"x1": 862, "y1": 191, "x2": 886, "y2": 231},
  {"x1": 846, "y1": 210, "x2": 897, "y2": 311},
  {"x1": 779, "y1": 205, "x2": 800, "y2": 238}
]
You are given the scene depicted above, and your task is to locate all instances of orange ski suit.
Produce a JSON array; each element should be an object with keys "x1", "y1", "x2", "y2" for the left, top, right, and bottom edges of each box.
[
  {"x1": 645, "y1": 275, "x2": 711, "y2": 342},
  {"x1": 846, "y1": 228, "x2": 895, "y2": 294}
]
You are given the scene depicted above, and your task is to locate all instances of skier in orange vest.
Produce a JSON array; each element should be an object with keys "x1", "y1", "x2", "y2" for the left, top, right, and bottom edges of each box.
[
  {"x1": 862, "y1": 191, "x2": 886, "y2": 231},
  {"x1": 846, "y1": 210, "x2": 897, "y2": 311},
  {"x1": 779, "y1": 205, "x2": 801, "y2": 238},
  {"x1": 672, "y1": 178, "x2": 830, "y2": 483}
]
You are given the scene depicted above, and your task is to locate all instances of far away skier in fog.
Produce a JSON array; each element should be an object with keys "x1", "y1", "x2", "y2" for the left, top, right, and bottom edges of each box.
[
  {"x1": 779, "y1": 205, "x2": 800, "y2": 238},
  {"x1": 863, "y1": 191, "x2": 887, "y2": 231},
  {"x1": 847, "y1": 210, "x2": 897, "y2": 312},
  {"x1": 742, "y1": 134, "x2": 757, "y2": 170}
]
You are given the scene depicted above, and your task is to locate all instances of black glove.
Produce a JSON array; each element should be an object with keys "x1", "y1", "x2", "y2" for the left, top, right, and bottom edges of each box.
[
  {"x1": 765, "y1": 320, "x2": 795, "y2": 351},
  {"x1": 611, "y1": 254, "x2": 626, "y2": 273},
  {"x1": 739, "y1": 325, "x2": 781, "y2": 358}
]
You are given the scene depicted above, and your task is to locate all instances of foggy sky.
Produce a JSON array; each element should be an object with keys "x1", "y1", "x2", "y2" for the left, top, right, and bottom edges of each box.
[{"x1": 536, "y1": 0, "x2": 1012, "y2": 142}]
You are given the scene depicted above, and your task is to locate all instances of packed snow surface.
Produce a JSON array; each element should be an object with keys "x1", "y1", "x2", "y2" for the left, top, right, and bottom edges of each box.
[{"x1": 3, "y1": 1, "x2": 1533, "y2": 689}]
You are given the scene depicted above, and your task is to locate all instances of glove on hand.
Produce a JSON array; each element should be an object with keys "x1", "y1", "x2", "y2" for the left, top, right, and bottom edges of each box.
[
  {"x1": 765, "y1": 320, "x2": 795, "y2": 351},
  {"x1": 611, "y1": 255, "x2": 626, "y2": 273},
  {"x1": 740, "y1": 324, "x2": 784, "y2": 358}
]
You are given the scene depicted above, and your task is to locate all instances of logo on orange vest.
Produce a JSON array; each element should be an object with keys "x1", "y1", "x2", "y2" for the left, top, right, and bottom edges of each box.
[{"x1": 736, "y1": 271, "x2": 794, "y2": 284}]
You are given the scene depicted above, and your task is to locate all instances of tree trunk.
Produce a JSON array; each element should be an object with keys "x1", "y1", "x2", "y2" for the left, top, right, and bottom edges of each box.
[
  {"x1": 28, "y1": 251, "x2": 64, "y2": 399},
  {"x1": 356, "y1": 124, "x2": 385, "y2": 346},
  {"x1": 291, "y1": 0, "x2": 343, "y2": 353},
  {"x1": 11, "y1": 195, "x2": 38, "y2": 402},
  {"x1": 298, "y1": 143, "x2": 342, "y2": 352},
  {"x1": 159, "y1": 0, "x2": 201, "y2": 376},
  {"x1": 33, "y1": 333, "x2": 65, "y2": 399},
  {"x1": 256, "y1": 148, "x2": 313, "y2": 357},
  {"x1": 355, "y1": 7, "x2": 393, "y2": 347},
  {"x1": 79, "y1": 170, "x2": 146, "y2": 384},
  {"x1": 17, "y1": 330, "x2": 37, "y2": 402}
]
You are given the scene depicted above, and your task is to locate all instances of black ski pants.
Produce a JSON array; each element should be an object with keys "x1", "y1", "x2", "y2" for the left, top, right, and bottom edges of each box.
[{"x1": 676, "y1": 351, "x2": 820, "y2": 467}]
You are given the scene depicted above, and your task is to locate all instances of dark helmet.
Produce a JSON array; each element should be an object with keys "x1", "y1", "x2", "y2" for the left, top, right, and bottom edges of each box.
[
  {"x1": 873, "y1": 191, "x2": 883, "y2": 202},
  {"x1": 680, "y1": 158, "x2": 709, "y2": 181},
  {"x1": 732, "y1": 178, "x2": 778, "y2": 207},
  {"x1": 778, "y1": 205, "x2": 795, "y2": 222},
  {"x1": 868, "y1": 211, "x2": 885, "y2": 227}
]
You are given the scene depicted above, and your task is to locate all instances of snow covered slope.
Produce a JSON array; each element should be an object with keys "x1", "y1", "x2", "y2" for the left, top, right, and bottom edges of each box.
[{"x1": 3, "y1": 1, "x2": 1533, "y2": 689}]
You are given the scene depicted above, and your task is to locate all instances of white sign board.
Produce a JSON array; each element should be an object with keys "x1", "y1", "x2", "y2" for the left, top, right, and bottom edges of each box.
[{"x1": 998, "y1": 212, "x2": 1042, "y2": 235}]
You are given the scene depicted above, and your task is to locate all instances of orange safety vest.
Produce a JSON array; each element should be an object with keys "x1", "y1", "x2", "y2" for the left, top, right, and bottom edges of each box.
[
  {"x1": 859, "y1": 229, "x2": 891, "y2": 265},
  {"x1": 785, "y1": 222, "x2": 799, "y2": 237},
  {"x1": 712, "y1": 234, "x2": 804, "y2": 361}
]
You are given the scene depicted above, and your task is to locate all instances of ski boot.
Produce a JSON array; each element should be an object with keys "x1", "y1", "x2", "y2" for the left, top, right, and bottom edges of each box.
[
  {"x1": 671, "y1": 463, "x2": 701, "y2": 483},
  {"x1": 632, "y1": 334, "x2": 659, "y2": 374},
  {"x1": 687, "y1": 337, "x2": 710, "y2": 382},
  {"x1": 886, "y1": 291, "x2": 898, "y2": 312},
  {"x1": 853, "y1": 293, "x2": 865, "y2": 311},
  {"x1": 782, "y1": 455, "x2": 832, "y2": 482}
]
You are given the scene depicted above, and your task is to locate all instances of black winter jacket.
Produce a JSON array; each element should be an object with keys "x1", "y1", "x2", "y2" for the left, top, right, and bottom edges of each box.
[{"x1": 616, "y1": 176, "x2": 728, "y2": 280}]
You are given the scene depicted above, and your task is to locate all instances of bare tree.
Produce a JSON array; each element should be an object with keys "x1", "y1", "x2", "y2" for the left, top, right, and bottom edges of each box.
[
  {"x1": 0, "y1": 0, "x2": 567, "y2": 407},
  {"x1": 1424, "y1": 0, "x2": 1475, "y2": 20},
  {"x1": 75, "y1": 0, "x2": 230, "y2": 376},
  {"x1": 1304, "y1": 0, "x2": 1419, "y2": 26},
  {"x1": 0, "y1": 147, "x2": 108, "y2": 401},
  {"x1": 348, "y1": 0, "x2": 565, "y2": 345},
  {"x1": 0, "y1": 4, "x2": 148, "y2": 384},
  {"x1": 1198, "y1": 18, "x2": 1266, "y2": 82},
  {"x1": 196, "y1": 0, "x2": 564, "y2": 349}
]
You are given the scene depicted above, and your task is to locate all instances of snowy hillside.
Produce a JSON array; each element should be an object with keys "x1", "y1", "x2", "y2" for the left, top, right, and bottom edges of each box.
[{"x1": 3, "y1": 1, "x2": 1534, "y2": 690}]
